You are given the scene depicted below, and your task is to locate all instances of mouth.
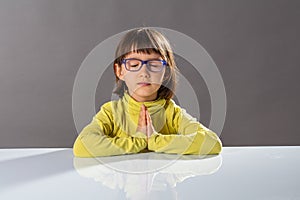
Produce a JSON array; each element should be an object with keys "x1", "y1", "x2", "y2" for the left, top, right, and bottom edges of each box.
[{"x1": 137, "y1": 82, "x2": 151, "y2": 86}]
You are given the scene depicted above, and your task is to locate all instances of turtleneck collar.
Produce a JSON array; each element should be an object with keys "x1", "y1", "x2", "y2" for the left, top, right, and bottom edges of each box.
[{"x1": 123, "y1": 90, "x2": 167, "y2": 113}]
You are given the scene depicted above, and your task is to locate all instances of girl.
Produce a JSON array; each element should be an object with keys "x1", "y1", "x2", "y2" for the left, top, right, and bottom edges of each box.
[{"x1": 73, "y1": 28, "x2": 222, "y2": 157}]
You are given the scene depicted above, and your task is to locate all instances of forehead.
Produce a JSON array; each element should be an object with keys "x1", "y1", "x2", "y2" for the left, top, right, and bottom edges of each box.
[{"x1": 125, "y1": 52, "x2": 162, "y2": 59}]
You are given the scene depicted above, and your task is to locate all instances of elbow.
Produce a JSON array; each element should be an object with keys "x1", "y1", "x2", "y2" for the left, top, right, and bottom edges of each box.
[
  {"x1": 73, "y1": 146, "x2": 84, "y2": 157},
  {"x1": 73, "y1": 137, "x2": 93, "y2": 158},
  {"x1": 73, "y1": 146, "x2": 85, "y2": 158},
  {"x1": 210, "y1": 139, "x2": 222, "y2": 154},
  {"x1": 199, "y1": 136, "x2": 223, "y2": 155},
  {"x1": 206, "y1": 136, "x2": 222, "y2": 155}
]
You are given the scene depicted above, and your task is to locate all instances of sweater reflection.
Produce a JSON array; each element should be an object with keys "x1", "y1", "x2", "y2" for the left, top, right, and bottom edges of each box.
[{"x1": 73, "y1": 153, "x2": 222, "y2": 200}]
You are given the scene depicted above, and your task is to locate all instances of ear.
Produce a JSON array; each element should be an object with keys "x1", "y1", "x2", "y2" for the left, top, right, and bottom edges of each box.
[{"x1": 115, "y1": 63, "x2": 125, "y2": 81}]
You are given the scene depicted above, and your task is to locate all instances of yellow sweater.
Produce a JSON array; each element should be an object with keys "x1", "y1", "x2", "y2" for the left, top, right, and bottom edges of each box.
[{"x1": 73, "y1": 91, "x2": 222, "y2": 157}]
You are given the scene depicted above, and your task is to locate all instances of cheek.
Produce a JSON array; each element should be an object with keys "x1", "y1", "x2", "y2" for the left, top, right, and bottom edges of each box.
[
  {"x1": 123, "y1": 73, "x2": 134, "y2": 81},
  {"x1": 154, "y1": 72, "x2": 166, "y2": 83},
  {"x1": 123, "y1": 74, "x2": 136, "y2": 87}
]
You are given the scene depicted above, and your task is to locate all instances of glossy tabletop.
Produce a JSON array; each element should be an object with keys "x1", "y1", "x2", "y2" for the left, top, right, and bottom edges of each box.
[{"x1": 0, "y1": 146, "x2": 299, "y2": 200}]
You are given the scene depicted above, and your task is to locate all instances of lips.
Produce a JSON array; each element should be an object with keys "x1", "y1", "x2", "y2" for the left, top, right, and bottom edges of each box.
[{"x1": 137, "y1": 82, "x2": 151, "y2": 86}]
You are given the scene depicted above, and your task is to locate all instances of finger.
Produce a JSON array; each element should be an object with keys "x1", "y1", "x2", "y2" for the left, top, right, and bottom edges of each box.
[
  {"x1": 143, "y1": 104, "x2": 147, "y2": 125},
  {"x1": 146, "y1": 110, "x2": 150, "y2": 137},
  {"x1": 139, "y1": 105, "x2": 143, "y2": 124},
  {"x1": 146, "y1": 109, "x2": 149, "y2": 122},
  {"x1": 144, "y1": 105, "x2": 149, "y2": 137},
  {"x1": 146, "y1": 110, "x2": 154, "y2": 137},
  {"x1": 139, "y1": 104, "x2": 146, "y2": 127},
  {"x1": 147, "y1": 110, "x2": 152, "y2": 124},
  {"x1": 144, "y1": 105, "x2": 147, "y2": 118}
]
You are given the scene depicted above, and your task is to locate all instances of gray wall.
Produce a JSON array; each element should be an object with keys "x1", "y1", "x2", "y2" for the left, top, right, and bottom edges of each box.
[{"x1": 0, "y1": 0, "x2": 299, "y2": 147}]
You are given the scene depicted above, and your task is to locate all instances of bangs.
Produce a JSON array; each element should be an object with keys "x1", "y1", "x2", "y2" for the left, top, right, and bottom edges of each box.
[
  {"x1": 127, "y1": 38, "x2": 162, "y2": 56},
  {"x1": 130, "y1": 47, "x2": 161, "y2": 56}
]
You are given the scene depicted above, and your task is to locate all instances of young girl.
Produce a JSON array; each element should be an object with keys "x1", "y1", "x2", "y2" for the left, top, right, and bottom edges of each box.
[{"x1": 73, "y1": 28, "x2": 222, "y2": 157}]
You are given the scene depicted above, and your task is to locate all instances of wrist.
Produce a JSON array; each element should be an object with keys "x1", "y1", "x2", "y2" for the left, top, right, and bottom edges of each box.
[
  {"x1": 132, "y1": 131, "x2": 147, "y2": 139},
  {"x1": 147, "y1": 131, "x2": 159, "y2": 151}
]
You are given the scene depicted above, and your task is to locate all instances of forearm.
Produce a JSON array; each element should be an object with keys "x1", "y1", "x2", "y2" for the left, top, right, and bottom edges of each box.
[
  {"x1": 147, "y1": 130, "x2": 222, "y2": 155},
  {"x1": 73, "y1": 133, "x2": 147, "y2": 157}
]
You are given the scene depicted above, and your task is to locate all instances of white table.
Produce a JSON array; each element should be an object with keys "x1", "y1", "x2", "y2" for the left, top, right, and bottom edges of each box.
[{"x1": 0, "y1": 147, "x2": 299, "y2": 200}]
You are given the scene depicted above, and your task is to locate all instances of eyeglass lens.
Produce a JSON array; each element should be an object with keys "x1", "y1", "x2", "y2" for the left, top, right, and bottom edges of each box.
[{"x1": 125, "y1": 59, "x2": 164, "y2": 72}]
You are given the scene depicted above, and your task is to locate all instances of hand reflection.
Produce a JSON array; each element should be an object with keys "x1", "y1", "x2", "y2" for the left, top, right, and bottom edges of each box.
[{"x1": 73, "y1": 153, "x2": 222, "y2": 200}]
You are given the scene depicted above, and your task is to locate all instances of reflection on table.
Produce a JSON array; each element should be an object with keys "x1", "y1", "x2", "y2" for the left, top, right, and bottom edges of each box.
[{"x1": 74, "y1": 153, "x2": 222, "y2": 200}]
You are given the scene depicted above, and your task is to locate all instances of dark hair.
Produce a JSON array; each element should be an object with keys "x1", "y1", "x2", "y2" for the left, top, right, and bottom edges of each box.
[{"x1": 113, "y1": 28, "x2": 179, "y2": 101}]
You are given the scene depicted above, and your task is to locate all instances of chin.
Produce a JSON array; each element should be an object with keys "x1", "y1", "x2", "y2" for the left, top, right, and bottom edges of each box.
[
  {"x1": 132, "y1": 89, "x2": 157, "y2": 98},
  {"x1": 135, "y1": 90, "x2": 155, "y2": 97}
]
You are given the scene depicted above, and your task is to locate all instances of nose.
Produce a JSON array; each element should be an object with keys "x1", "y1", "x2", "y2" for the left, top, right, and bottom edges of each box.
[{"x1": 138, "y1": 63, "x2": 150, "y2": 78}]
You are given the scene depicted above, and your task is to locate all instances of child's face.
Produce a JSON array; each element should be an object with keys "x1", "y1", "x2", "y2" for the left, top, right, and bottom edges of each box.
[{"x1": 116, "y1": 52, "x2": 166, "y2": 102}]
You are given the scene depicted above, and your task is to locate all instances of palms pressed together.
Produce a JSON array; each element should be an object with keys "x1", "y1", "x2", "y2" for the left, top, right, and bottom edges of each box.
[{"x1": 136, "y1": 104, "x2": 155, "y2": 141}]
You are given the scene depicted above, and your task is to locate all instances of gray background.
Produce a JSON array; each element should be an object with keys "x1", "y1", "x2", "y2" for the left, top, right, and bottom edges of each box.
[{"x1": 0, "y1": 0, "x2": 299, "y2": 148}]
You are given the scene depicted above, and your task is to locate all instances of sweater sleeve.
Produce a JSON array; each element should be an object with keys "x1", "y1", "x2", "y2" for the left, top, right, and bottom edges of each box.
[
  {"x1": 147, "y1": 107, "x2": 222, "y2": 155},
  {"x1": 73, "y1": 103, "x2": 148, "y2": 157}
]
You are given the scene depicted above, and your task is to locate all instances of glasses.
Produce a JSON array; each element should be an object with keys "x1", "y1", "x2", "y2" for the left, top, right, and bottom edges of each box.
[{"x1": 122, "y1": 58, "x2": 167, "y2": 72}]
